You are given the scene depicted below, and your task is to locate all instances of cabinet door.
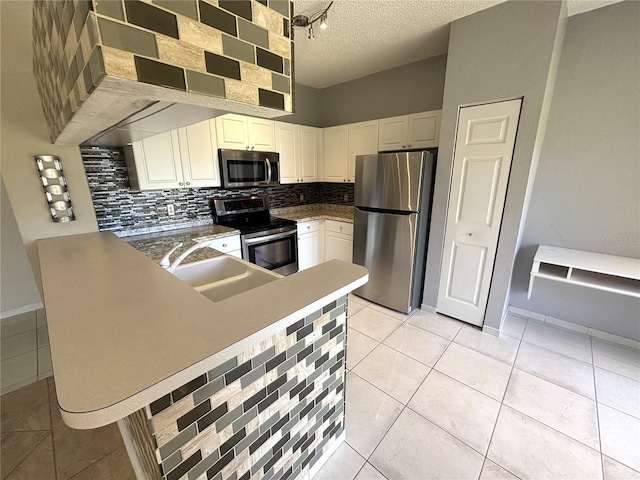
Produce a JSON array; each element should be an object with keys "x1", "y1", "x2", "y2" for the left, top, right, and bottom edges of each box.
[
  {"x1": 248, "y1": 117, "x2": 276, "y2": 151},
  {"x1": 323, "y1": 125, "x2": 349, "y2": 182},
  {"x1": 325, "y1": 232, "x2": 353, "y2": 263},
  {"x1": 178, "y1": 120, "x2": 221, "y2": 188},
  {"x1": 129, "y1": 131, "x2": 184, "y2": 190},
  {"x1": 378, "y1": 115, "x2": 409, "y2": 151},
  {"x1": 348, "y1": 120, "x2": 379, "y2": 182},
  {"x1": 275, "y1": 122, "x2": 298, "y2": 184},
  {"x1": 298, "y1": 232, "x2": 320, "y2": 271},
  {"x1": 298, "y1": 125, "x2": 320, "y2": 183},
  {"x1": 408, "y1": 110, "x2": 441, "y2": 148},
  {"x1": 215, "y1": 114, "x2": 248, "y2": 149}
]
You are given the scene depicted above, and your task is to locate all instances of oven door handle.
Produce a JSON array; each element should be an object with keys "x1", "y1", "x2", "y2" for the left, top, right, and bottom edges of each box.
[
  {"x1": 243, "y1": 230, "x2": 293, "y2": 245},
  {"x1": 265, "y1": 158, "x2": 272, "y2": 185}
]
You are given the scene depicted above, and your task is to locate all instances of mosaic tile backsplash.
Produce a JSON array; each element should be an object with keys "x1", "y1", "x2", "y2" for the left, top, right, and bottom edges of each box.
[
  {"x1": 142, "y1": 296, "x2": 347, "y2": 480},
  {"x1": 33, "y1": 0, "x2": 293, "y2": 143},
  {"x1": 81, "y1": 147, "x2": 354, "y2": 235}
]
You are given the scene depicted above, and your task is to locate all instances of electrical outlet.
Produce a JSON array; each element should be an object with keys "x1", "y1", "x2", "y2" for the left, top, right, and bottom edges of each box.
[
  {"x1": 300, "y1": 193, "x2": 304, "y2": 202},
  {"x1": 344, "y1": 194, "x2": 349, "y2": 202},
  {"x1": 167, "y1": 204, "x2": 175, "y2": 216}
]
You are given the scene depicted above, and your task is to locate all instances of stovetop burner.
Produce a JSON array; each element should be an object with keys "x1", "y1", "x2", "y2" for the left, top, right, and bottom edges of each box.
[{"x1": 210, "y1": 195, "x2": 296, "y2": 234}]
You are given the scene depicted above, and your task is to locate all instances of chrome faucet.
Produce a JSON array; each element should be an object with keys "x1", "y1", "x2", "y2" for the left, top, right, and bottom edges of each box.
[{"x1": 166, "y1": 239, "x2": 216, "y2": 273}]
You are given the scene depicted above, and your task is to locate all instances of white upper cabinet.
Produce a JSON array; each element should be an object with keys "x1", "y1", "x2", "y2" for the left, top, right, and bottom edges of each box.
[
  {"x1": 124, "y1": 122, "x2": 221, "y2": 190},
  {"x1": 298, "y1": 125, "x2": 321, "y2": 183},
  {"x1": 323, "y1": 125, "x2": 350, "y2": 183},
  {"x1": 216, "y1": 114, "x2": 275, "y2": 151},
  {"x1": 378, "y1": 110, "x2": 441, "y2": 151},
  {"x1": 275, "y1": 122, "x2": 321, "y2": 184},
  {"x1": 348, "y1": 120, "x2": 379, "y2": 181},
  {"x1": 177, "y1": 120, "x2": 221, "y2": 188}
]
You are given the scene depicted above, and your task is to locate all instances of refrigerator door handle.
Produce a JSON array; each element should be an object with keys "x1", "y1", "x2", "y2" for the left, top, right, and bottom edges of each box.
[{"x1": 355, "y1": 206, "x2": 416, "y2": 215}]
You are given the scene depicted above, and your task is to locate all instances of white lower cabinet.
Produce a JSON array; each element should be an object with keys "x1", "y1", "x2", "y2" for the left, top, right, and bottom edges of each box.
[
  {"x1": 324, "y1": 220, "x2": 353, "y2": 263},
  {"x1": 209, "y1": 235, "x2": 241, "y2": 259},
  {"x1": 297, "y1": 221, "x2": 323, "y2": 271}
]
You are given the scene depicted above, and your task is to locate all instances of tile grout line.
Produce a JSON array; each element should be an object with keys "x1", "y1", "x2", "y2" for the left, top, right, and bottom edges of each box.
[
  {"x1": 2, "y1": 428, "x2": 51, "y2": 479},
  {"x1": 590, "y1": 335, "x2": 606, "y2": 480},
  {"x1": 480, "y1": 317, "x2": 527, "y2": 479}
]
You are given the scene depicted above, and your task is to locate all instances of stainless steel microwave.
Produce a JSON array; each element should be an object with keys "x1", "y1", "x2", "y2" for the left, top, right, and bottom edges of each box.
[{"x1": 218, "y1": 149, "x2": 280, "y2": 188}]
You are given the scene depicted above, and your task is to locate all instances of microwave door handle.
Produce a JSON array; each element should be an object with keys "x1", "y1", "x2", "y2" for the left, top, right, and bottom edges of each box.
[{"x1": 265, "y1": 158, "x2": 272, "y2": 184}]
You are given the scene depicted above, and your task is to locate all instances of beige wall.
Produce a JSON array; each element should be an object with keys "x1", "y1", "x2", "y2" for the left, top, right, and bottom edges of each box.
[{"x1": 1, "y1": 1, "x2": 98, "y2": 294}]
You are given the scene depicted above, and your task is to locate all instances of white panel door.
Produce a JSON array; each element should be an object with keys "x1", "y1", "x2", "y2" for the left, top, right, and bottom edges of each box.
[
  {"x1": 437, "y1": 99, "x2": 522, "y2": 326},
  {"x1": 275, "y1": 122, "x2": 298, "y2": 183},
  {"x1": 348, "y1": 120, "x2": 379, "y2": 182},
  {"x1": 408, "y1": 110, "x2": 441, "y2": 148},
  {"x1": 298, "y1": 126, "x2": 320, "y2": 182},
  {"x1": 133, "y1": 131, "x2": 184, "y2": 189},
  {"x1": 323, "y1": 125, "x2": 349, "y2": 182},
  {"x1": 378, "y1": 115, "x2": 408, "y2": 151},
  {"x1": 216, "y1": 114, "x2": 248, "y2": 149},
  {"x1": 178, "y1": 120, "x2": 221, "y2": 187},
  {"x1": 247, "y1": 118, "x2": 276, "y2": 151}
]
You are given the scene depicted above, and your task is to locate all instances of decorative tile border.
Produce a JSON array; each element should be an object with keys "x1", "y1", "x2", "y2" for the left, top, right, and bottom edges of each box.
[
  {"x1": 33, "y1": 0, "x2": 293, "y2": 143},
  {"x1": 122, "y1": 297, "x2": 348, "y2": 480},
  {"x1": 81, "y1": 146, "x2": 354, "y2": 235}
]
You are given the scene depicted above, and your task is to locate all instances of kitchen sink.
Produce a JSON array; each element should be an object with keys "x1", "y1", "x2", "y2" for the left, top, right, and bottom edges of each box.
[{"x1": 172, "y1": 255, "x2": 281, "y2": 302}]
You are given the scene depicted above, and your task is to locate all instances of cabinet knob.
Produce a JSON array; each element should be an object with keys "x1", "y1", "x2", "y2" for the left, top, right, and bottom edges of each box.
[
  {"x1": 178, "y1": 182, "x2": 184, "y2": 186},
  {"x1": 246, "y1": 146, "x2": 250, "y2": 150},
  {"x1": 407, "y1": 144, "x2": 412, "y2": 148},
  {"x1": 222, "y1": 243, "x2": 227, "y2": 247},
  {"x1": 251, "y1": 146, "x2": 255, "y2": 150},
  {"x1": 307, "y1": 226, "x2": 311, "y2": 230},
  {"x1": 186, "y1": 182, "x2": 191, "y2": 186},
  {"x1": 340, "y1": 227, "x2": 343, "y2": 232}
]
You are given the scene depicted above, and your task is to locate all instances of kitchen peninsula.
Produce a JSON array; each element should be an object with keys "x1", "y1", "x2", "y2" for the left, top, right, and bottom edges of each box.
[{"x1": 37, "y1": 232, "x2": 367, "y2": 480}]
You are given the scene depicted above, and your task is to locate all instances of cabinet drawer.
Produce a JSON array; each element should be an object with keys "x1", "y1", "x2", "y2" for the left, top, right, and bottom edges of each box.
[
  {"x1": 324, "y1": 220, "x2": 353, "y2": 236},
  {"x1": 208, "y1": 235, "x2": 241, "y2": 253},
  {"x1": 297, "y1": 220, "x2": 320, "y2": 235}
]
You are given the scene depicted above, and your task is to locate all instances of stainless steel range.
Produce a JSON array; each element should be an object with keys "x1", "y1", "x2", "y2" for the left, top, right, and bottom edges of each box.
[{"x1": 211, "y1": 195, "x2": 298, "y2": 276}]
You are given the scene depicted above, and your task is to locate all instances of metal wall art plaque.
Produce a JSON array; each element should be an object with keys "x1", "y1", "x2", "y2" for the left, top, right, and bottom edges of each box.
[{"x1": 35, "y1": 154, "x2": 75, "y2": 222}]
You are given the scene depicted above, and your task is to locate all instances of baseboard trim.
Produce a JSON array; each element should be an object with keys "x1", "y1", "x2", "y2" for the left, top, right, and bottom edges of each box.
[
  {"x1": 1, "y1": 303, "x2": 44, "y2": 320},
  {"x1": 482, "y1": 325, "x2": 500, "y2": 337},
  {"x1": 508, "y1": 306, "x2": 639, "y2": 350}
]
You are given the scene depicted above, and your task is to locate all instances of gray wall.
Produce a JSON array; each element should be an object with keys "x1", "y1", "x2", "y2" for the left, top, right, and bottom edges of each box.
[
  {"x1": 422, "y1": 0, "x2": 566, "y2": 332},
  {"x1": 316, "y1": 55, "x2": 447, "y2": 127},
  {"x1": 277, "y1": 83, "x2": 324, "y2": 127},
  {"x1": 510, "y1": 1, "x2": 640, "y2": 340}
]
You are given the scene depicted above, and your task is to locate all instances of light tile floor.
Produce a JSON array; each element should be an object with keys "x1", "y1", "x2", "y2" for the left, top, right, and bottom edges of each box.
[
  {"x1": 314, "y1": 295, "x2": 640, "y2": 480},
  {"x1": 2, "y1": 296, "x2": 639, "y2": 479}
]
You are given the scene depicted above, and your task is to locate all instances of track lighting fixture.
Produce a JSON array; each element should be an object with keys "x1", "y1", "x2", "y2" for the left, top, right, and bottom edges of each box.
[{"x1": 292, "y1": 1, "x2": 334, "y2": 39}]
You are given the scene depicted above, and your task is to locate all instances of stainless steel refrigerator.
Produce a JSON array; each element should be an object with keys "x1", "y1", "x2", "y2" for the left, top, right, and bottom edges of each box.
[{"x1": 353, "y1": 150, "x2": 436, "y2": 313}]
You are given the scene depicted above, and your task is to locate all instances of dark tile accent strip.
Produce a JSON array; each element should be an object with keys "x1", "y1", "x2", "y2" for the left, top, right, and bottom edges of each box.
[
  {"x1": 204, "y1": 51, "x2": 241, "y2": 81},
  {"x1": 206, "y1": 449, "x2": 234, "y2": 479},
  {"x1": 166, "y1": 450, "x2": 203, "y2": 480},
  {"x1": 270, "y1": 413, "x2": 289, "y2": 435},
  {"x1": 187, "y1": 450, "x2": 219, "y2": 480},
  {"x1": 153, "y1": 0, "x2": 198, "y2": 20},
  {"x1": 225, "y1": 360, "x2": 251, "y2": 384},
  {"x1": 263, "y1": 448, "x2": 282, "y2": 474},
  {"x1": 257, "y1": 391, "x2": 279, "y2": 413},
  {"x1": 163, "y1": 449, "x2": 183, "y2": 474},
  {"x1": 265, "y1": 352, "x2": 286, "y2": 372},
  {"x1": 219, "y1": 0, "x2": 252, "y2": 21},
  {"x1": 186, "y1": 70, "x2": 226, "y2": 98},
  {"x1": 256, "y1": 48, "x2": 283, "y2": 73},
  {"x1": 215, "y1": 404, "x2": 243, "y2": 431},
  {"x1": 135, "y1": 56, "x2": 186, "y2": 90},
  {"x1": 272, "y1": 432, "x2": 290, "y2": 455},
  {"x1": 238, "y1": 471, "x2": 250, "y2": 480},
  {"x1": 243, "y1": 388, "x2": 267, "y2": 412},
  {"x1": 177, "y1": 400, "x2": 212, "y2": 431},
  {"x1": 315, "y1": 352, "x2": 330, "y2": 369},
  {"x1": 150, "y1": 394, "x2": 172, "y2": 416},
  {"x1": 299, "y1": 401, "x2": 313, "y2": 419},
  {"x1": 296, "y1": 345, "x2": 313, "y2": 363},
  {"x1": 269, "y1": 0, "x2": 289, "y2": 16},
  {"x1": 286, "y1": 319, "x2": 304, "y2": 336},
  {"x1": 322, "y1": 319, "x2": 337, "y2": 335},
  {"x1": 172, "y1": 374, "x2": 207, "y2": 403},
  {"x1": 199, "y1": 1, "x2": 237, "y2": 37},
  {"x1": 329, "y1": 324, "x2": 344, "y2": 340},
  {"x1": 249, "y1": 429, "x2": 270, "y2": 454},
  {"x1": 266, "y1": 373, "x2": 287, "y2": 394},
  {"x1": 283, "y1": 18, "x2": 289, "y2": 38},
  {"x1": 296, "y1": 324, "x2": 313, "y2": 341},
  {"x1": 125, "y1": 0, "x2": 179, "y2": 39},
  {"x1": 220, "y1": 428, "x2": 246, "y2": 456},
  {"x1": 193, "y1": 376, "x2": 224, "y2": 405},
  {"x1": 323, "y1": 300, "x2": 337, "y2": 314},
  {"x1": 289, "y1": 379, "x2": 306, "y2": 399},
  {"x1": 260, "y1": 412, "x2": 280, "y2": 434},
  {"x1": 197, "y1": 402, "x2": 228, "y2": 432},
  {"x1": 298, "y1": 384, "x2": 314, "y2": 401}
]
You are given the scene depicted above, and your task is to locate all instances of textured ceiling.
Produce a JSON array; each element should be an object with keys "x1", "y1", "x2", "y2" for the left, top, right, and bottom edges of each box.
[{"x1": 293, "y1": 0, "x2": 624, "y2": 88}]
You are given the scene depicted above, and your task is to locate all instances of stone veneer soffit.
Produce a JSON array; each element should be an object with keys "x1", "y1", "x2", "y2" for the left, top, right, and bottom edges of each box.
[{"x1": 32, "y1": 0, "x2": 293, "y2": 145}]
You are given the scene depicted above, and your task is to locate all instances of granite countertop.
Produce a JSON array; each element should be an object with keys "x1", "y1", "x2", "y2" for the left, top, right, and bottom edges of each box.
[
  {"x1": 36, "y1": 232, "x2": 368, "y2": 428},
  {"x1": 272, "y1": 204, "x2": 354, "y2": 223},
  {"x1": 123, "y1": 224, "x2": 239, "y2": 264}
]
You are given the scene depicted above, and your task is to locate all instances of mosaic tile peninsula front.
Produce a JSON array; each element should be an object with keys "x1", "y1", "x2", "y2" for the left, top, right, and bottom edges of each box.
[
  {"x1": 33, "y1": 0, "x2": 293, "y2": 142},
  {"x1": 119, "y1": 297, "x2": 348, "y2": 480}
]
